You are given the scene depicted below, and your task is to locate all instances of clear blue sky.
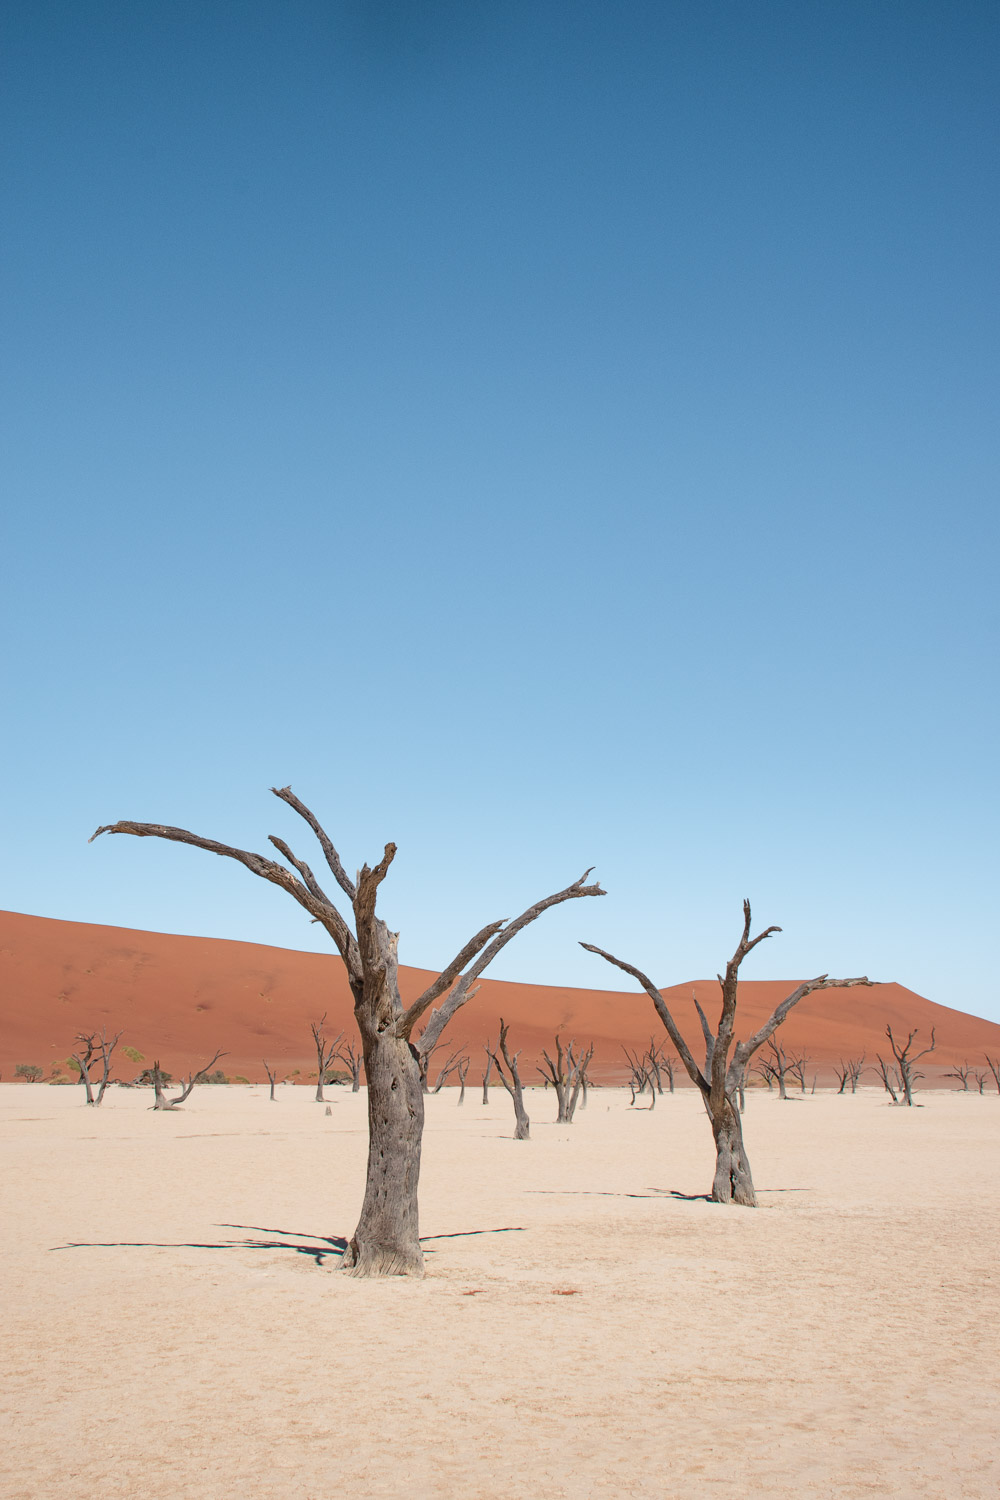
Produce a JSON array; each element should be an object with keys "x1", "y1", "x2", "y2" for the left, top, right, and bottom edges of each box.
[{"x1": 2, "y1": 2, "x2": 997, "y2": 1019}]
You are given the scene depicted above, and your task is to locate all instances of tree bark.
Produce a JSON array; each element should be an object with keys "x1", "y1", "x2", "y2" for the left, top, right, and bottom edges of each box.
[
  {"x1": 710, "y1": 1096, "x2": 755, "y2": 1205},
  {"x1": 341, "y1": 1022, "x2": 425, "y2": 1278}
]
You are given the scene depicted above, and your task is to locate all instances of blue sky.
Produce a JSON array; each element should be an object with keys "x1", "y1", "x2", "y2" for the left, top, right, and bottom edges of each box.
[{"x1": 2, "y1": 1, "x2": 998, "y2": 1019}]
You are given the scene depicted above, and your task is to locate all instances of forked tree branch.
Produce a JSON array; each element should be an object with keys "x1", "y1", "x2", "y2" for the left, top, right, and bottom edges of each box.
[
  {"x1": 400, "y1": 870, "x2": 605, "y2": 1045},
  {"x1": 89, "y1": 817, "x2": 363, "y2": 986},
  {"x1": 270, "y1": 785, "x2": 357, "y2": 900}
]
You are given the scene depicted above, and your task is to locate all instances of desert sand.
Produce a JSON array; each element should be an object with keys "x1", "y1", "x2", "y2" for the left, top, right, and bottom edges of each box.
[
  {"x1": 2, "y1": 1079, "x2": 998, "y2": 1498},
  {"x1": 4, "y1": 910, "x2": 999, "y2": 1084}
]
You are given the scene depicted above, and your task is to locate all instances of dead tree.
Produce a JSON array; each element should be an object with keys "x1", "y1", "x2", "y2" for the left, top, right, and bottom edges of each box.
[
  {"x1": 582, "y1": 900, "x2": 869, "y2": 1206},
  {"x1": 622, "y1": 1046, "x2": 651, "y2": 1105},
  {"x1": 943, "y1": 1062, "x2": 972, "y2": 1092},
  {"x1": 151, "y1": 1049, "x2": 226, "y2": 1110},
  {"x1": 72, "y1": 1028, "x2": 123, "y2": 1106},
  {"x1": 763, "y1": 1037, "x2": 793, "y2": 1100},
  {"x1": 487, "y1": 1019, "x2": 530, "y2": 1139},
  {"x1": 310, "y1": 1014, "x2": 344, "y2": 1103},
  {"x1": 885, "y1": 1025, "x2": 935, "y2": 1106},
  {"x1": 972, "y1": 1068, "x2": 988, "y2": 1095},
  {"x1": 754, "y1": 1055, "x2": 776, "y2": 1091},
  {"x1": 481, "y1": 1044, "x2": 493, "y2": 1104},
  {"x1": 834, "y1": 1055, "x2": 866, "y2": 1094},
  {"x1": 872, "y1": 1054, "x2": 901, "y2": 1102},
  {"x1": 336, "y1": 1038, "x2": 363, "y2": 1092},
  {"x1": 788, "y1": 1048, "x2": 810, "y2": 1094},
  {"x1": 90, "y1": 788, "x2": 603, "y2": 1276},
  {"x1": 986, "y1": 1055, "x2": 1000, "y2": 1094},
  {"x1": 538, "y1": 1035, "x2": 590, "y2": 1123},
  {"x1": 430, "y1": 1046, "x2": 466, "y2": 1093},
  {"x1": 456, "y1": 1057, "x2": 469, "y2": 1105},
  {"x1": 262, "y1": 1059, "x2": 278, "y2": 1101},
  {"x1": 846, "y1": 1055, "x2": 866, "y2": 1093}
]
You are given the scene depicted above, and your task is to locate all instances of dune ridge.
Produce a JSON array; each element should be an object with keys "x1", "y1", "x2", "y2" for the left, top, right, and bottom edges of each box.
[{"x1": 2, "y1": 908, "x2": 998, "y2": 1085}]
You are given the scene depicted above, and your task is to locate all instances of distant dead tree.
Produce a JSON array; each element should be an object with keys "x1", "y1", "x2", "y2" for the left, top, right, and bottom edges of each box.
[
  {"x1": 872, "y1": 1054, "x2": 901, "y2": 1102},
  {"x1": 986, "y1": 1055, "x2": 1000, "y2": 1094},
  {"x1": 456, "y1": 1058, "x2": 470, "y2": 1105},
  {"x1": 72, "y1": 1028, "x2": 123, "y2": 1106},
  {"x1": 834, "y1": 1055, "x2": 866, "y2": 1094},
  {"x1": 487, "y1": 1019, "x2": 530, "y2": 1139},
  {"x1": 622, "y1": 1045, "x2": 655, "y2": 1107},
  {"x1": 883, "y1": 1025, "x2": 935, "y2": 1107},
  {"x1": 430, "y1": 1046, "x2": 467, "y2": 1093},
  {"x1": 336, "y1": 1038, "x2": 363, "y2": 1092},
  {"x1": 262, "y1": 1059, "x2": 278, "y2": 1101},
  {"x1": 943, "y1": 1061, "x2": 972, "y2": 1092},
  {"x1": 481, "y1": 1043, "x2": 493, "y2": 1104},
  {"x1": 762, "y1": 1037, "x2": 793, "y2": 1100},
  {"x1": 91, "y1": 787, "x2": 602, "y2": 1275},
  {"x1": 788, "y1": 1048, "x2": 810, "y2": 1094},
  {"x1": 583, "y1": 900, "x2": 869, "y2": 1205},
  {"x1": 754, "y1": 1054, "x2": 776, "y2": 1091},
  {"x1": 150, "y1": 1049, "x2": 227, "y2": 1110},
  {"x1": 310, "y1": 1014, "x2": 344, "y2": 1103},
  {"x1": 539, "y1": 1036, "x2": 592, "y2": 1122},
  {"x1": 972, "y1": 1068, "x2": 988, "y2": 1095},
  {"x1": 650, "y1": 1040, "x2": 675, "y2": 1093}
]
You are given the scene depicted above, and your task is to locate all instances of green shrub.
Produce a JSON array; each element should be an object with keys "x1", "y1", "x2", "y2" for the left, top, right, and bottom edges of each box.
[{"x1": 15, "y1": 1063, "x2": 43, "y2": 1082}]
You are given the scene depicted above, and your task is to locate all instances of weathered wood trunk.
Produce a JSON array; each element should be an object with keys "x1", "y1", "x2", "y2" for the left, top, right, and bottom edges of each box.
[
  {"x1": 710, "y1": 1097, "x2": 756, "y2": 1206},
  {"x1": 342, "y1": 1027, "x2": 424, "y2": 1276},
  {"x1": 512, "y1": 1089, "x2": 530, "y2": 1139}
]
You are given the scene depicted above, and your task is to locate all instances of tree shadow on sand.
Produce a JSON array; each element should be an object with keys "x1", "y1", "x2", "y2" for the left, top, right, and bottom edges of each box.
[{"x1": 51, "y1": 1222, "x2": 526, "y2": 1267}]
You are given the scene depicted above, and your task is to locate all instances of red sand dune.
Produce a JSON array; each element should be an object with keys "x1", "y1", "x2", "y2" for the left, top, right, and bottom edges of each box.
[{"x1": 2, "y1": 909, "x2": 999, "y2": 1086}]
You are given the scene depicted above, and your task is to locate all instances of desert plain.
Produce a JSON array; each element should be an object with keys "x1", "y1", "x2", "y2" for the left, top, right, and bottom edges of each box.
[{"x1": 2, "y1": 1075, "x2": 998, "y2": 1499}]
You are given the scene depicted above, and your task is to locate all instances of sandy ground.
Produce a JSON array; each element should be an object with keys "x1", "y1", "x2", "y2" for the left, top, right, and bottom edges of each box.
[{"x1": 2, "y1": 1082, "x2": 998, "y2": 1499}]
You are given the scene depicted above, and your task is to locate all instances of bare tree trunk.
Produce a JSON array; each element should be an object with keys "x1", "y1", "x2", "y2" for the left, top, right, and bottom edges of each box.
[
  {"x1": 343, "y1": 1017, "x2": 425, "y2": 1277},
  {"x1": 986, "y1": 1055, "x2": 1000, "y2": 1094},
  {"x1": 710, "y1": 1095, "x2": 756, "y2": 1206},
  {"x1": 262, "y1": 1059, "x2": 278, "y2": 1101},
  {"x1": 457, "y1": 1059, "x2": 468, "y2": 1105},
  {"x1": 481, "y1": 1045, "x2": 493, "y2": 1104}
]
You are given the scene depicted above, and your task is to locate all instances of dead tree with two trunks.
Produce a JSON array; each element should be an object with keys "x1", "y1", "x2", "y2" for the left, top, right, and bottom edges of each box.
[
  {"x1": 538, "y1": 1036, "x2": 592, "y2": 1123},
  {"x1": 487, "y1": 1019, "x2": 530, "y2": 1139},
  {"x1": 582, "y1": 901, "x2": 869, "y2": 1206},
  {"x1": 150, "y1": 1049, "x2": 227, "y2": 1110},
  {"x1": 72, "y1": 1028, "x2": 123, "y2": 1106},
  {"x1": 90, "y1": 787, "x2": 603, "y2": 1276}
]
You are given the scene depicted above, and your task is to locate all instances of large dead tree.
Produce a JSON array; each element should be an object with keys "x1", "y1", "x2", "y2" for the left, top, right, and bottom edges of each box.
[
  {"x1": 72, "y1": 1028, "x2": 123, "y2": 1106},
  {"x1": 90, "y1": 787, "x2": 603, "y2": 1276},
  {"x1": 487, "y1": 1019, "x2": 530, "y2": 1139},
  {"x1": 582, "y1": 901, "x2": 869, "y2": 1205},
  {"x1": 150, "y1": 1049, "x2": 226, "y2": 1110}
]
